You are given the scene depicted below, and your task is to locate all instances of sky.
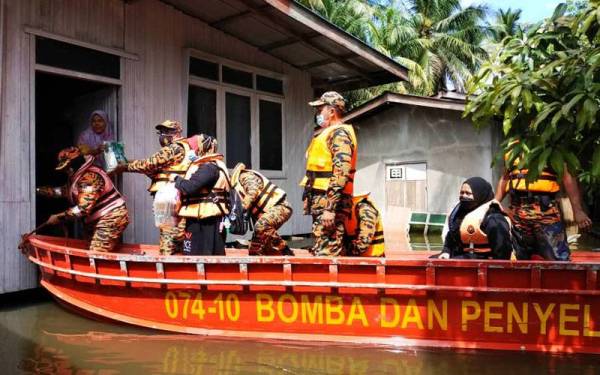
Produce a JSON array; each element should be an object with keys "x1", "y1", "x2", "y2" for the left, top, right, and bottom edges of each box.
[{"x1": 460, "y1": 0, "x2": 565, "y2": 23}]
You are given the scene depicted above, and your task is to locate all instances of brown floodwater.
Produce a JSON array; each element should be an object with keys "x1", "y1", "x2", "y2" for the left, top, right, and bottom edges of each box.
[{"x1": 1, "y1": 290, "x2": 599, "y2": 374}]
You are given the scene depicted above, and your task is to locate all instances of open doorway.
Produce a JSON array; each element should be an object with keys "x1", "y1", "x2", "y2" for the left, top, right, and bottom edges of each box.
[{"x1": 35, "y1": 72, "x2": 119, "y2": 236}]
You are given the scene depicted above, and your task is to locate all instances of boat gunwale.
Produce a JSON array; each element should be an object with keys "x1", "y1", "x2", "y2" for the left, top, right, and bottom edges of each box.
[
  {"x1": 27, "y1": 254, "x2": 600, "y2": 295},
  {"x1": 27, "y1": 235, "x2": 600, "y2": 270}
]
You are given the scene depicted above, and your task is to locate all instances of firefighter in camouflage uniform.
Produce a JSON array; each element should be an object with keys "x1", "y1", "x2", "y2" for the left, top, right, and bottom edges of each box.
[
  {"x1": 301, "y1": 91, "x2": 357, "y2": 256},
  {"x1": 344, "y1": 193, "x2": 385, "y2": 257},
  {"x1": 37, "y1": 147, "x2": 129, "y2": 252},
  {"x1": 496, "y1": 146, "x2": 592, "y2": 261},
  {"x1": 231, "y1": 163, "x2": 294, "y2": 256},
  {"x1": 115, "y1": 120, "x2": 199, "y2": 255}
]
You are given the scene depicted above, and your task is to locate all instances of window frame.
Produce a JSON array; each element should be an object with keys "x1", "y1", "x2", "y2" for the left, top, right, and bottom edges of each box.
[{"x1": 184, "y1": 49, "x2": 286, "y2": 178}]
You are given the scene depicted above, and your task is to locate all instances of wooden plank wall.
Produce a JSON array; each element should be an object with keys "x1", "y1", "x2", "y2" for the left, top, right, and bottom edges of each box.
[{"x1": 0, "y1": 0, "x2": 313, "y2": 293}]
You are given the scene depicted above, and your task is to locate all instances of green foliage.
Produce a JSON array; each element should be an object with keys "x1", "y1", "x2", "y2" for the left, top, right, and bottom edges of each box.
[
  {"x1": 488, "y1": 8, "x2": 523, "y2": 45},
  {"x1": 297, "y1": 0, "x2": 489, "y2": 106},
  {"x1": 465, "y1": 1, "x2": 600, "y2": 189}
]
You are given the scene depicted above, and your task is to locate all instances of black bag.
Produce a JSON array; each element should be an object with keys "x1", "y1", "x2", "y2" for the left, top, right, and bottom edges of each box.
[{"x1": 216, "y1": 166, "x2": 249, "y2": 235}]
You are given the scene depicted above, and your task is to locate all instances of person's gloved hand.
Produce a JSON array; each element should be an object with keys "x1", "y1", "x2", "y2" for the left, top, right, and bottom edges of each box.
[
  {"x1": 110, "y1": 163, "x2": 128, "y2": 175},
  {"x1": 438, "y1": 253, "x2": 450, "y2": 259},
  {"x1": 36, "y1": 187, "x2": 54, "y2": 197},
  {"x1": 46, "y1": 213, "x2": 64, "y2": 225}
]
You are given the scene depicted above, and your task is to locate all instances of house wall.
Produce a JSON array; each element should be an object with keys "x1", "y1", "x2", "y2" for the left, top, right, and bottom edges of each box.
[
  {"x1": 353, "y1": 105, "x2": 499, "y2": 219},
  {"x1": 0, "y1": 0, "x2": 313, "y2": 293}
]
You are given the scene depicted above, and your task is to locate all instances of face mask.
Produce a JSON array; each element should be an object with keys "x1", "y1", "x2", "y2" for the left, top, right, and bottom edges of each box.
[
  {"x1": 159, "y1": 134, "x2": 173, "y2": 147},
  {"x1": 315, "y1": 114, "x2": 326, "y2": 127},
  {"x1": 459, "y1": 197, "x2": 478, "y2": 211}
]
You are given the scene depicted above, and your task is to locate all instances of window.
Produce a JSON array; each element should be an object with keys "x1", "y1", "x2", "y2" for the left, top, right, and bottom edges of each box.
[
  {"x1": 222, "y1": 66, "x2": 253, "y2": 89},
  {"x1": 189, "y1": 57, "x2": 219, "y2": 81},
  {"x1": 225, "y1": 93, "x2": 252, "y2": 168},
  {"x1": 186, "y1": 51, "x2": 285, "y2": 175},
  {"x1": 36, "y1": 37, "x2": 120, "y2": 79},
  {"x1": 187, "y1": 86, "x2": 217, "y2": 137},
  {"x1": 259, "y1": 99, "x2": 283, "y2": 170},
  {"x1": 257, "y1": 75, "x2": 283, "y2": 95}
]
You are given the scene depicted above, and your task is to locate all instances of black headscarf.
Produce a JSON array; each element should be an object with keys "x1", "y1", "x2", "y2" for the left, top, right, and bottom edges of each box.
[{"x1": 448, "y1": 177, "x2": 494, "y2": 233}]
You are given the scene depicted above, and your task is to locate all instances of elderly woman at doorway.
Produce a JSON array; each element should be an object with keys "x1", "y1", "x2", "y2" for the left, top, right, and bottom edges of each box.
[
  {"x1": 77, "y1": 110, "x2": 114, "y2": 166},
  {"x1": 434, "y1": 177, "x2": 512, "y2": 260}
]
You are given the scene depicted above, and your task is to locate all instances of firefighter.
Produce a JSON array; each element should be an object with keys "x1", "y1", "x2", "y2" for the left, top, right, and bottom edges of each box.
[
  {"x1": 344, "y1": 193, "x2": 385, "y2": 257},
  {"x1": 114, "y1": 120, "x2": 199, "y2": 255},
  {"x1": 437, "y1": 177, "x2": 512, "y2": 260},
  {"x1": 230, "y1": 163, "x2": 294, "y2": 256},
  {"x1": 170, "y1": 135, "x2": 229, "y2": 255},
  {"x1": 496, "y1": 148, "x2": 592, "y2": 261},
  {"x1": 37, "y1": 147, "x2": 129, "y2": 252},
  {"x1": 301, "y1": 91, "x2": 357, "y2": 256}
]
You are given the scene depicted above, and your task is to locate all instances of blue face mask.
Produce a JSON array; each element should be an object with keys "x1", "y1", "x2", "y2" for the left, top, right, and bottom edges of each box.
[{"x1": 315, "y1": 114, "x2": 326, "y2": 127}]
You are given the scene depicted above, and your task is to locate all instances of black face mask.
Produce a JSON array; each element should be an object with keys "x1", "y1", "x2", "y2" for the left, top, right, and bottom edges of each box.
[
  {"x1": 70, "y1": 155, "x2": 85, "y2": 172},
  {"x1": 159, "y1": 134, "x2": 173, "y2": 147},
  {"x1": 459, "y1": 197, "x2": 479, "y2": 211}
]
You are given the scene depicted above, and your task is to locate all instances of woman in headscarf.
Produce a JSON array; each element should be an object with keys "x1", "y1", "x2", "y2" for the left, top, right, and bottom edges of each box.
[
  {"x1": 77, "y1": 110, "x2": 114, "y2": 166},
  {"x1": 436, "y1": 177, "x2": 512, "y2": 260},
  {"x1": 169, "y1": 134, "x2": 229, "y2": 255}
]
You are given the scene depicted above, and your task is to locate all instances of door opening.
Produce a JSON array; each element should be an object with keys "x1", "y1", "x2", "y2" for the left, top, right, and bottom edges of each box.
[{"x1": 35, "y1": 72, "x2": 118, "y2": 236}]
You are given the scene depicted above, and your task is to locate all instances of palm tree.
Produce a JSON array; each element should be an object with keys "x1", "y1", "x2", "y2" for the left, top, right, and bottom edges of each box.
[
  {"x1": 489, "y1": 8, "x2": 523, "y2": 44},
  {"x1": 368, "y1": 0, "x2": 489, "y2": 96},
  {"x1": 297, "y1": 0, "x2": 372, "y2": 42}
]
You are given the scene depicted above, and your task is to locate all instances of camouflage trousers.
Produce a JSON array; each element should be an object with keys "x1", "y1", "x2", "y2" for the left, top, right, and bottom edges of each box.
[
  {"x1": 88, "y1": 205, "x2": 129, "y2": 252},
  {"x1": 511, "y1": 199, "x2": 570, "y2": 261},
  {"x1": 311, "y1": 211, "x2": 348, "y2": 257},
  {"x1": 159, "y1": 218, "x2": 186, "y2": 255},
  {"x1": 249, "y1": 201, "x2": 292, "y2": 255}
]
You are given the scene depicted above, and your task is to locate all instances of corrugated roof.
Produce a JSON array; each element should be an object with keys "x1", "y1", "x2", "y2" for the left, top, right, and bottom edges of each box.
[
  {"x1": 343, "y1": 91, "x2": 467, "y2": 123},
  {"x1": 159, "y1": 0, "x2": 408, "y2": 91}
]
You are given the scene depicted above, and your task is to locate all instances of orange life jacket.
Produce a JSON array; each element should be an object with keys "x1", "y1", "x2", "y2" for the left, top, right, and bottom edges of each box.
[
  {"x1": 69, "y1": 156, "x2": 125, "y2": 224},
  {"x1": 344, "y1": 193, "x2": 385, "y2": 257},
  {"x1": 177, "y1": 153, "x2": 230, "y2": 219},
  {"x1": 148, "y1": 138, "x2": 197, "y2": 193},
  {"x1": 459, "y1": 200, "x2": 510, "y2": 253},
  {"x1": 300, "y1": 124, "x2": 357, "y2": 194},
  {"x1": 504, "y1": 152, "x2": 560, "y2": 194}
]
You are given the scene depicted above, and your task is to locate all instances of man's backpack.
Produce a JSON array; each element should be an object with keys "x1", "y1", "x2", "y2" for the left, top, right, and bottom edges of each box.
[{"x1": 215, "y1": 166, "x2": 249, "y2": 235}]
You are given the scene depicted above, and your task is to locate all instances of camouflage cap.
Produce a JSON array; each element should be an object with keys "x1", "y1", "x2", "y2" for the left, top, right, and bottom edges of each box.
[
  {"x1": 55, "y1": 146, "x2": 82, "y2": 170},
  {"x1": 308, "y1": 91, "x2": 346, "y2": 111},
  {"x1": 155, "y1": 120, "x2": 183, "y2": 133}
]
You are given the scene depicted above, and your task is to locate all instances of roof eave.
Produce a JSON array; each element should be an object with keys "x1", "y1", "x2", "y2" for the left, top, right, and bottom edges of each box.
[
  {"x1": 344, "y1": 92, "x2": 466, "y2": 123},
  {"x1": 264, "y1": 0, "x2": 409, "y2": 82}
]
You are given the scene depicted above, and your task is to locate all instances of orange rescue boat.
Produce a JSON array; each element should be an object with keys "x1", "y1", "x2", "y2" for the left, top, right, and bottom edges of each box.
[{"x1": 21, "y1": 235, "x2": 600, "y2": 354}]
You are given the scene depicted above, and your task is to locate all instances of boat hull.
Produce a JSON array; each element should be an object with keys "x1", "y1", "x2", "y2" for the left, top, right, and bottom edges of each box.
[{"x1": 24, "y1": 235, "x2": 600, "y2": 354}]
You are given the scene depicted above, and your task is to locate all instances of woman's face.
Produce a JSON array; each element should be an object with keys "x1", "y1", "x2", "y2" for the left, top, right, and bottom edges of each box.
[
  {"x1": 91, "y1": 114, "x2": 107, "y2": 134},
  {"x1": 459, "y1": 183, "x2": 474, "y2": 201}
]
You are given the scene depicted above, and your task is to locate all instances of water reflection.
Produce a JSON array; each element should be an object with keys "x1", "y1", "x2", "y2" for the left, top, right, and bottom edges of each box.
[{"x1": 1, "y1": 293, "x2": 599, "y2": 374}]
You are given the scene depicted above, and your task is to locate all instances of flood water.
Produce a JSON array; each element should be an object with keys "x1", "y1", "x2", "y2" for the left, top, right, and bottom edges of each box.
[{"x1": 1, "y1": 290, "x2": 599, "y2": 374}]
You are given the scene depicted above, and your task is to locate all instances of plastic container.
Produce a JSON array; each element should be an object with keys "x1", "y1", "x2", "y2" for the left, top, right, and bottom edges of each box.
[
  {"x1": 103, "y1": 141, "x2": 128, "y2": 173},
  {"x1": 153, "y1": 182, "x2": 181, "y2": 228}
]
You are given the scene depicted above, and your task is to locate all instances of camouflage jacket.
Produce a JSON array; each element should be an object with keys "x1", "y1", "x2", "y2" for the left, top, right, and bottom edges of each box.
[
  {"x1": 351, "y1": 200, "x2": 378, "y2": 255},
  {"x1": 65, "y1": 171, "x2": 105, "y2": 219},
  {"x1": 126, "y1": 142, "x2": 186, "y2": 176},
  {"x1": 304, "y1": 125, "x2": 354, "y2": 215},
  {"x1": 238, "y1": 170, "x2": 263, "y2": 211}
]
